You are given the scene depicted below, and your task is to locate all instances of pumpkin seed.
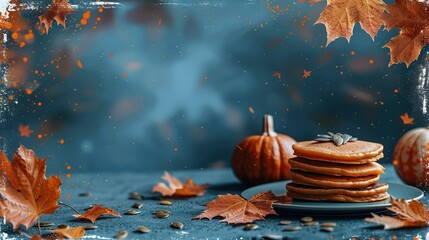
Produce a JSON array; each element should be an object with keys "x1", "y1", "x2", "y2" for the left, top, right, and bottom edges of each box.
[
  {"x1": 153, "y1": 210, "x2": 170, "y2": 218},
  {"x1": 282, "y1": 226, "x2": 301, "y2": 231},
  {"x1": 160, "y1": 200, "x2": 173, "y2": 205},
  {"x1": 114, "y1": 231, "x2": 128, "y2": 239},
  {"x1": 132, "y1": 202, "x2": 143, "y2": 209},
  {"x1": 244, "y1": 223, "x2": 258, "y2": 231},
  {"x1": 34, "y1": 222, "x2": 54, "y2": 227},
  {"x1": 170, "y1": 221, "x2": 184, "y2": 229},
  {"x1": 137, "y1": 226, "x2": 151, "y2": 233},
  {"x1": 125, "y1": 209, "x2": 141, "y2": 215},
  {"x1": 321, "y1": 222, "x2": 336, "y2": 227},
  {"x1": 83, "y1": 225, "x2": 98, "y2": 230},
  {"x1": 279, "y1": 220, "x2": 292, "y2": 225},
  {"x1": 79, "y1": 192, "x2": 91, "y2": 197},
  {"x1": 332, "y1": 134, "x2": 344, "y2": 146},
  {"x1": 300, "y1": 217, "x2": 313, "y2": 223},
  {"x1": 262, "y1": 234, "x2": 283, "y2": 240},
  {"x1": 129, "y1": 192, "x2": 143, "y2": 200},
  {"x1": 302, "y1": 221, "x2": 319, "y2": 226},
  {"x1": 57, "y1": 224, "x2": 69, "y2": 229},
  {"x1": 320, "y1": 227, "x2": 334, "y2": 232}
]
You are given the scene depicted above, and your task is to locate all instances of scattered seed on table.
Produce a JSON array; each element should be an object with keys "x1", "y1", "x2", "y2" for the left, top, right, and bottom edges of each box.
[
  {"x1": 125, "y1": 209, "x2": 141, "y2": 215},
  {"x1": 153, "y1": 210, "x2": 170, "y2": 218},
  {"x1": 57, "y1": 224, "x2": 69, "y2": 229},
  {"x1": 321, "y1": 222, "x2": 336, "y2": 228},
  {"x1": 300, "y1": 216, "x2": 313, "y2": 223},
  {"x1": 279, "y1": 220, "x2": 292, "y2": 225},
  {"x1": 320, "y1": 227, "x2": 334, "y2": 232},
  {"x1": 114, "y1": 231, "x2": 128, "y2": 239},
  {"x1": 129, "y1": 192, "x2": 144, "y2": 200},
  {"x1": 170, "y1": 221, "x2": 184, "y2": 230},
  {"x1": 34, "y1": 222, "x2": 54, "y2": 227},
  {"x1": 244, "y1": 223, "x2": 258, "y2": 231},
  {"x1": 160, "y1": 200, "x2": 173, "y2": 205},
  {"x1": 79, "y1": 192, "x2": 91, "y2": 197},
  {"x1": 83, "y1": 225, "x2": 98, "y2": 230},
  {"x1": 262, "y1": 233, "x2": 283, "y2": 240},
  {"x1": 282, "y1": 226, "x2": 301, "y2": 231},
  {"x1": 302, "y1": 221, "x2": 319, "y2": 226},
  {"x1": 132, "y1": 202, "x2": 143, "y2": 209},
  {"x1": 137, "y1": 226, "x2": 151, "y2": 233}
]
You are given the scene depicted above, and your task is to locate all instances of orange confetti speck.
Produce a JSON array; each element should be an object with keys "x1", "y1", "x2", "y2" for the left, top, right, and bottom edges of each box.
[
  {"x1": 37, "y1": 134, "x2": 43, "y2": 139},
  {"x1": 11, "y1": 32, "x2": 18, "y2": 40},
  {"x1": 18, "y1": 124, "x2": 34, "y2": 138},
  {"x1": 25, "y1": 89, "x2": 33, "y2": 95},
  {"x1": 393, "y1": 160, "x2": 398, "y2": 165},
  {"x1": 8, "y1": 95, "x2": 14, "y2": 100},
  {"x1": 66, "y1": 173, "x2": 71, "y2": 179},
  {"x1": 350, "y1": 51, "x2": 355, "y2": 55},
  {"x1": 273, "y1": 71, "x2": 281, "y2": 79},
  {"x1": 249, "y1": 107, "x2": 255, "y2": 114},
  {"x1": 98, "y1": 7, "x2": 103, "y2": 13},
  {"x1": 59, "y1": 138, "x2": 65, "y2": 144},
  {"x1": 303, "y1": 69, "x2": 311, "y2": 78},
  {"x1": 122, "y1": 73, "x2": 127, "y2": 78},
  {"x1": 80, "y1": 18, "x2": 88, "y2": 25},
  {"x1": 67, "y1": 193, "x2": 71, "y2": 199},
  {"x1": 19, "y1": 42, "x2": 25, "y2": 47},
  {"x1": 22, "y1": 57, "x2": 28, "y2": 62},
  {"x1": 38, "y1": 102, "x2": 42, "y2": 106},
  {"x1": 77, "y1": 59, "x2": 83, "y2": 69},
  {"x1": 369, "y1": 59, "x2": 374, "y2": 64},
  {"x1": 96, "y1": 17, "x2": 101, "y2": 21},
  {"x1": 394, "y1": 89, "x2": 398, "y2": 93},
  {"x1": 67, "y1": 165, "x2": 71, "y2": 170},
  {"x1": 109, "y1": 53, "x2": 113, "y2": 57},
  {"x1": 83, "y1": 10, "x2": 91, "y2": 20}
]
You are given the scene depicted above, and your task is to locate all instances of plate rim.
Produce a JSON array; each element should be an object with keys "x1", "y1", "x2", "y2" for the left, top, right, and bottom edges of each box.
[{"x1": 241, "y1": 180, "x2": 424, "y2": 212}]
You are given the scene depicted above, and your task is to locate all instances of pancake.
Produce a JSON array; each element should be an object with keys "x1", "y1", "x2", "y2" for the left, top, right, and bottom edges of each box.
[
  {"x1": 292, "y1": 140, "x2": 384, "y2": 164},
  {"x1": 286, "y1": 182, "x2": 389, "y2": 202},
  {"x1": 290, "y1": 170, "x2": 380, "y2": 188},
  {"x1": 289, "y1": 157, "x2": 385, "y2": 177}
]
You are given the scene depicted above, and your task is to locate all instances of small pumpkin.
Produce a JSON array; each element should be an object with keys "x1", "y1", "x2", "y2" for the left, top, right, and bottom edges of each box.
[
  {"x1": 393, "y1": 127, "x2": 429, "y2": 189},
  {"x1": 231, "y1": 114, "x2": 296, "y2": 186}
]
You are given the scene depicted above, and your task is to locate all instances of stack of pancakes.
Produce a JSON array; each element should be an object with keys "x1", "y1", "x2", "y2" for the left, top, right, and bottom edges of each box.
[{"x1": 286, "y1": 140, "x2": 389, "y2": 202}]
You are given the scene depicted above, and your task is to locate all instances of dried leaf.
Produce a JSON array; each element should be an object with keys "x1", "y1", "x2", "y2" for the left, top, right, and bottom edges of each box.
[
  {"x1": 400, "y1": 113, "x2": 414, "y2": 125},
  {"x1": 365, "y1": 198, "x2": 429, "y2": 230},
  {"x1": 73, "y1": 205, "x2": 121, "y2": 223},
  {"x1": 38, "y1": 0, "x2": 76, "y2": 34},
  {"x1": 152, "y1": 172, "x2": 207, "y2": 197},
  {"x1": 382, "y1": 0, "x2": 429, "y2": 67},
  {"x1": 193, "y1": 191, "x2": 283, "y2": 225},
  {"x1": 50, "y1": 226, "x2": 85, "y2": 239},
  {"x1": 315, "y1": 0, "x2": 386, "y2": 44},
  {"x1": 302, "y1": 69, "x2": 311, "y2": 78},
  {"x1": 0, "y1": 145, "x2": 62, "y2": 230},
  {"x1": 18, "y1": 124, "x2": 34, "y2": 137}
]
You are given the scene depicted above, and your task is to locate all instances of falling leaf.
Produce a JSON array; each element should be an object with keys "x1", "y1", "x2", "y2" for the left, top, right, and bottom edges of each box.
[
  {"x1": 303, "y1": 69, "x2": 311, "y2": 78},
  {"x1": 248, "y1": 107, "x2": 255, "y2": 114},
  {"x1": 193, "y1": 191, "x2": 283, "y2": 225},
  {"x1": 38, "y1": 0, "x2": 76, "y2": 33},
  {"x1": 0, "y1": 145, "x2": 62, "y2": 230},
  {"x1": 382, "y1": 0, "x2": 429, "y2": 67},
  {"x1": 50, "y1": 226, "x2": 85, "y2": 239},
  {"x1": 18, "y1": 124, "x2": 34, "y2": 137},
  {"x1": 76, "y1": 60, "x2": 83, "y2": 69},
  {"x1": 273, "y1": 71, "x2": 281, "y2": 79},
  {"x1": 152, "y1": 171, "x2": 207, "y2": 198},
  {"x1": 315, "y1": 0, "x2": 386, "y2": 45},
  {"x1": 400, "y1": 113, "x2": 414, "y2": 125},
  {"x1": 365, "y1": 198, "x2": 429, "y2": 229},
  {"x1": 73, "y1": 205, "x2": 121, "y2": 223}
]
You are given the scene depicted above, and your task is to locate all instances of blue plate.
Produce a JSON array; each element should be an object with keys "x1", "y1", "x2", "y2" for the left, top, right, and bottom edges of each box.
[{"x1": 241, "y1": 181, "x2": 424, "y2": 214}]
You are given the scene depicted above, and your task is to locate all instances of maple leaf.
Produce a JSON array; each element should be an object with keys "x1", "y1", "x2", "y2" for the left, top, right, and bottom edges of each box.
[
  {"x1": 193, "y1": 190, "x2": 288, "y2": 225},
  {"x1": 273, "y1": 71, "x2": 281, "y2": 79},
  {"x1": 38, "y1": 0, "x2": 76, "y2": 34},
  {"x1": 400, "y1": 113, "x2": 414, "y2": 125},
  {"x1": 50, "y1": 226, "x2": 85, "y2": 239},
  {"x1": 18, "y1": 124, "x2": 34, "y2": 138},
  {"x1": 382, "y1": 0, "x2": 429, "y2": 67},
  {"x1": 303, "y1": 69, "x2": 311, "y2": 78},
  {"x1": 152, "y1": 171, "x2": 208, "y2": 197},
  {"x1": 365, "y1": 198, "x2": 429, "y2": 229},
  {"x1": 0, "y1": 145, "x2": 62, "y2": 230},
  {"x1": 73, "y1": 205, "x2": 121, "y2": 223},
  {"x1": 315, "y1": 0, "x2": 386, "y2": 45}
]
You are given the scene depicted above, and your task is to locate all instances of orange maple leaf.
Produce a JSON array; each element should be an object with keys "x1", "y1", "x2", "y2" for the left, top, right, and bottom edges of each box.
[
  {"x1": 315, "y1": 0, "x2": 386, "y2": 45},
  {"x1": 400, "y1": 113, "x2": 414, "y2": 125},
  {"x1": 303, "y1": 69, "x2": 311, "y2": 78},
  {"x1": 73, "y1": 205, "x2": 121, "y2": 223},
  {"x1": 273, "y1": 71, "x2": 281, "y2": 79},
  {"x1": 18, "y1": 124, "x2": 34, "y2": 137},
  {"x1": 382, "y1": 0, "x2": 429, "y2": 67},
  {"x1": 38, "y1": 0, "x2": 76, "y2": 34},
  {"x1": 50, "y1": 226, "x2": 85, "y2": 239},
  {"x1": 152, "y1": 171, "x2": 208, "y2": 197},
  {"x1": 0, "y1": 145, "x2": 62, "y2": 230},
  {"x1": 365, "y1": 198, "x2": 429, "y2": 229},
  {"x1": 193, "y1": 190, "x2": 289, "y2": 225}
]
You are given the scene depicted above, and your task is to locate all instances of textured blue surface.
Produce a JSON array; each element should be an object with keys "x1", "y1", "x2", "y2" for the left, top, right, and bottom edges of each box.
[{"x1": 1, "y1": 164, "x2": 428, "y2": 239}]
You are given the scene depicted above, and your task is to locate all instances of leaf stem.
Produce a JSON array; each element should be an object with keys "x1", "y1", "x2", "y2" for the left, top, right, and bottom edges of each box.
[
  {"x1": 59, "y1": 201, "x2": 81, "y2": 215},
  {"x1": 37, "y1": 217, "x2": 41, "y2": 236},
  {"x1": 16, "y1": 230, "x2": 31, "y2": 239}
]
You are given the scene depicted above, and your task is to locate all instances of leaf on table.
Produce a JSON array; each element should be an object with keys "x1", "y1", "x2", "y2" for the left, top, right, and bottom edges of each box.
[
  {"x1": 365, "y1": 197, "x2": 429, "y2": 230},
  {"x1": 152, "y1": 171, "x2": 208, "y2": 198},
  {"x1": 18, "y1": 124, "x2": 34, "y2": 137},
  {"x1": 382, "y1": 0, "x2": 429, "y2": 67},
  {"x1": 0, "y1": 145, "x2": 62, "y2": 230},
  {"x1": 193, "y1": 191, "x2": 284, "y2": 225},
  {"x1": 38, "y1": 0, "x2": 76, "y2": 34},
  {"x1": 50, "y1": 226, "x2": 85, "y2": 239},
  {"x1": 400, "y1": 113, "x2": 414, "y2": 125},
  {"x1": 73, "y1": 205, "x2": 121, "y2": 223},
  {"x1": 315, "y1": 0, "x2": 386, "y2": 45}
]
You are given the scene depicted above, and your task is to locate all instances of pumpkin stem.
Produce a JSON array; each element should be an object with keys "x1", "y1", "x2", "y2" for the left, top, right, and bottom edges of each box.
[{"x1": 262, "y1": 114, "x2": 277, "y2": 137}]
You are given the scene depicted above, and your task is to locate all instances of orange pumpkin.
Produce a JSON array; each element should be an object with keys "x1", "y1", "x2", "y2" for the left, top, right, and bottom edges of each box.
[
  {"x1": 393, "y1": 127, "x2": 429, "y2": 189},
  {"x1": 231, "y1": 114, "x2": 296, "y2": 185}
]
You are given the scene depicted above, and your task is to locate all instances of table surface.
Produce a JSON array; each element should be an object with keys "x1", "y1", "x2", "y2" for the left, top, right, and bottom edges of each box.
[{"x1": 1, "y1": 164, "x2": 428, "y2": 240}]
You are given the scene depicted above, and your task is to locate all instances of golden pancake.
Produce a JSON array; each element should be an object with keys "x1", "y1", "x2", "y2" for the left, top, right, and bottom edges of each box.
[
  {"x1": 289, "y1": 157, "x2": 385, "y2": 177},
  {"x1": 286, "y1": 183, "x2": 389, "y2": 202},
  {"x1": 290, "y1": 170, "x2": 380, "y2": 188},
  {"x1": 292, "y1": 140, "x2": 384, "y2": 164}
]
